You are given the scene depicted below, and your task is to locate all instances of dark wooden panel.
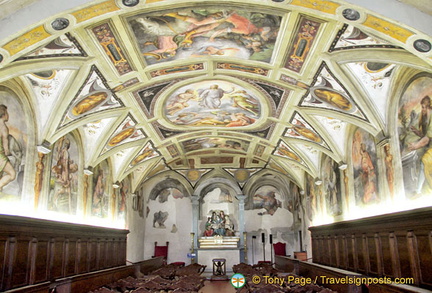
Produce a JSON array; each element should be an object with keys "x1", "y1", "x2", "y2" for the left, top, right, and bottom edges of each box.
[
  {"x1": 112, "y1": 239, "x2": 119, "y2": 267},
  {"x1": 346, "y1": 234, "x2": 355, "y2": 271},
  {"x1": 380, "y1": 233, "x2": 394, "y2": 277},
  {"x1": 33, "y1": 237, "x2": 49, "y2": 284},
  {"x1": 312, "y1": 236, "x2": 319, "y2": 263},
  {"x1": 49, "y1": 237, "x2": 65, "y2": 280},
  {"x1": 417, "y1": 231, "x2": 432, "y2": 287},
  {"x1": 368, "y1": 233, "x2": 378, "y2": 275},
  {"x1": 77, "y1": 238, "x2": 87, "y2": 274},
  {"x1": 105, "y1": 238, "x2": 113, "y2": 268},
  {"x1": 0, "y1": 236, "x2": 6, "y2": 290},
  {"x1": 10, "y1": 238, "x2": 30, "y2": 289},
  {"x1": 97, "y1": 239, "x2": 105, "y2": 270},
  {"x1": 330, "y1": 235, "x2": 336, "y2": 266},
  {"x1": 356, "y1": 234, "x2": 365, "y2": 273},
  {"x1": 374, "y1": 233, "x2": 383, "y2": 276},
  {"x1": 89, "y1": 239, "x2": 97, "y2": 272},
  {"x1": 0, "y1": 214, "x2": 128, "y2": 291},
  {"x1": 309, "y1": 206, "x2": 432, "y2": 291},
  {"x1": 65, "y1": 238, "x2": 77, "y2": 276},
  {"x1": 396, "y1": 231, "x2": 412, "y2": 279}
]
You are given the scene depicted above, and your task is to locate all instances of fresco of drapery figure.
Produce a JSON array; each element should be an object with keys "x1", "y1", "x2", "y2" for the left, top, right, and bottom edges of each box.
[
  {"x1": 0, "y1": 90, "x2": 27, "y2": 201},
  {"x1": 322, "y1": 155, "x2": 342, "y2": 216},
  {"x1": 117, "y1": 178, "x2": 130, "y2": 221},
  {"x1": 92, "y1": 161, "x2": 110, "y2": 217},
  {"x1": 129, "y1": 9, "x2": 281, "y2": 65},
  {"x1": 397, "y1": 75, "x2": 432, "y2": 198},
  {"x1": 305, "y1": 173, "x2": 320, "y2": 221},
  {"x1": 252, "y1": 185, "x2": 283, "y2": 216},
  {"x1": 48, "y1": 134, "x2": 79, "y2": 214},
  {"x1": 352, "y1": 128, "x2": 380, "y2": 205}
]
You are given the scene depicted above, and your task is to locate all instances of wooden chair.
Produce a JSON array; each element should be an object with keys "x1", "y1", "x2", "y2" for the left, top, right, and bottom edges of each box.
[
  {"x1": 152, "y1": 241, "x2": 186, "y2": 267},
  {"x1": 153, "y1": 241, "x2": 169, "y2": 264},
  {"x1": 273, "y1": 241, "x2": 288, "y2": 257}
]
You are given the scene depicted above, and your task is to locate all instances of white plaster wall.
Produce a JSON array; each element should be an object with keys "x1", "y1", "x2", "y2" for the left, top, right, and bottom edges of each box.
[
  {"x1": 125, "y1": 195, "x2": 146, "y2": 263},
  {"x1": 244, "y1": 205, "x2": 295, "y2": 265},
  {"x1": 144, "y1": 195, "x2": 193, "y2": 264}
]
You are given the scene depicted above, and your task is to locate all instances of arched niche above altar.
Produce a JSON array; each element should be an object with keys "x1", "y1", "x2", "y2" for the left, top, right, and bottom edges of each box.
[{"x1": 199, "y1": 184, "x2": 239, "y2": 238}]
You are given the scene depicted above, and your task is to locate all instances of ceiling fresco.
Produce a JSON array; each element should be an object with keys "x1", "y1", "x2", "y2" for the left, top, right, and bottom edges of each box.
[
  {"x1": 128, "y1": 8, "x2": 282, "y2": 65},
  {"x1": 0, "y1": 0, "x2": 431, "y2": 191}
]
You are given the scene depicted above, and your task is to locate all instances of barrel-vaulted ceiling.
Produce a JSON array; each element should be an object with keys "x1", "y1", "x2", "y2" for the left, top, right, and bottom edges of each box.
[{"x1": 0, "y1": 0, "x2": 431, "y2": 189}]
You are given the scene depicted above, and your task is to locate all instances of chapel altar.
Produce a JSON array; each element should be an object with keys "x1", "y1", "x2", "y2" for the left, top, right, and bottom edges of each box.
[{"x1": 190, "y1": 185, "x2": 247, "y2": 272}]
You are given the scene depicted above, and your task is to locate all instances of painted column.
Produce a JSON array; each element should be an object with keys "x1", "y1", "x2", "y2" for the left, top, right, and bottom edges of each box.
[{"x1": 237, "y1": 194, "x2": 246, "y2": 263}]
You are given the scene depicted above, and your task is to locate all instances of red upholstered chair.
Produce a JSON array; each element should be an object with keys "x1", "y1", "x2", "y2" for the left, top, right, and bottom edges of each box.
[
  {"x1": 153, "y1": 241, "x2": 185, "y2": 267},
  {"x1": 273, "y1": 242, "x2": 287, "y2": 257},
  {"x1": 153, "y1": 241, "x2": 169, "y2": 264}
]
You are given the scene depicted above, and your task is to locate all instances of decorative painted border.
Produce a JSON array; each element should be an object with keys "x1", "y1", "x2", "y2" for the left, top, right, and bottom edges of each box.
[
  {"x1": 328, "y1": 24, "x2": 402, "y2": 52},
  {"x1": 92, "y1": 23, "x2": 133, "y2": 75},
  {"x1": 16, "y1": 33, "x2": 87, "y2": 61},
  {"x1": 285, "y1": 17, "x2": 321, "y2": 73},
  {"x1": 149, "y1": 63, "x2": 204, "y2": 77},
  {"x1": 216, "y1": 63, "x2": 269, "y2": 76}
]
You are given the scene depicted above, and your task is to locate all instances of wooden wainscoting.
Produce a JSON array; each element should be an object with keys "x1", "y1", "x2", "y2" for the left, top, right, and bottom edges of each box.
[
  {"x1": 0, "y1": 214, "x2": 129, "y2": 291},
  {"x1": 309, "y1": 207, "x2": 432, "y2": 291}
]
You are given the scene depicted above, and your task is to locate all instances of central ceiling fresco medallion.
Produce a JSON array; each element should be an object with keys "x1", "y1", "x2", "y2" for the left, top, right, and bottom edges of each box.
[
  {"x1": 164, "y1": 80, "x2": 262, "y2": 128},
  {"x1": 128, "y1": 8, "x2": 281, "y2": 65}
]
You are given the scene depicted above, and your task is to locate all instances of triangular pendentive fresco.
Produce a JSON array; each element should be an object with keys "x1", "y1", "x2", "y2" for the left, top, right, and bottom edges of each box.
[
  {"x1": 284, "y1": 112, "x2": 329, "y2": 149},
  {"x1": 58, "y1": 66, "x2": 123, "y2": 129},
  {"x1": 100, "y1": 115, "x2": 146, "y2": 156},
  {"x1": 328, "y1": 24, "x2": 400, "y2": 52},
  {"x1": 273, "y1": 140, "x2": 307, "y2": 168},
  {"x1": 154, "y1": 123, "x2": 185, "y2": 139},
  {"x1": 112, "y1": 146, "x2": 140, "y2": 178},
  {"x1": 127, "y1": 8, "x2": 282, "y2": 65},
  {"x1": 313, "y1": 115, "x2": 347, "y2": 155},
  {"x1": 296, "y1": 142, "x2": 320, "y2": 172},
  {"x1": 16, "y1": 33, "x2": 86, "y2": 60},
  {"x1": 134, "y1": 81, "x2": 174, "y2": 118},
  {"x1": 25, "y1": 69, "x2": 74, "y2": 131},
  {"x1": 254, "y1": 81, "x2": 287, "y2": 115},
  {"x1": 126, "y1": 141, "x2": 159, "y2": 171},
  {"x1": 345, "y1": 62, "x2": 396, "y2": 121},
  {"x1": 300, "y1": 62, "x2": 366, "y2": 120},
  {"x1": 267, "y1": 159, "x2": 300, "y2": 182},
  {"x1": 145, "y1": 159, "x2": 171, "y2": 179},
  {"x1": 82, "y1": 118, "x2": 117, "y2": 163}
]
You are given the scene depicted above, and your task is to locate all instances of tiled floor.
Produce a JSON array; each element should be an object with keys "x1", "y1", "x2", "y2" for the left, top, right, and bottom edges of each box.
[{"x1": 199, "y1": 280, "x2": 236, "y2": 293}]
